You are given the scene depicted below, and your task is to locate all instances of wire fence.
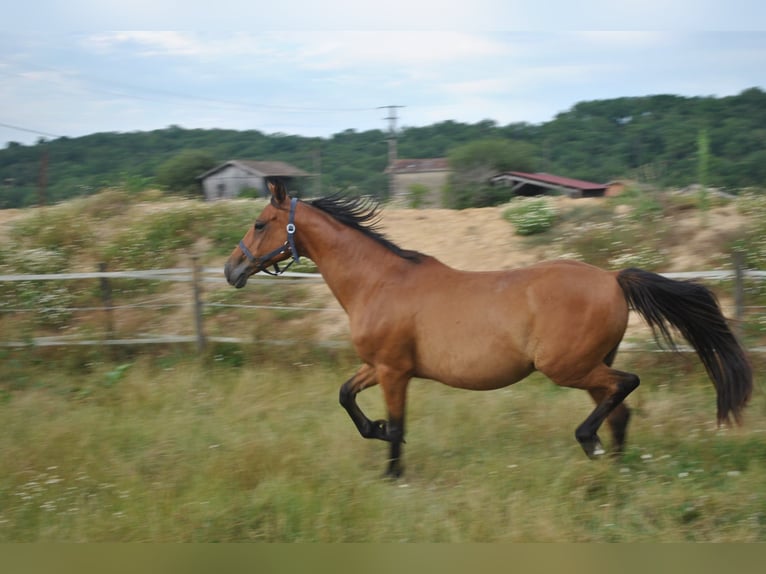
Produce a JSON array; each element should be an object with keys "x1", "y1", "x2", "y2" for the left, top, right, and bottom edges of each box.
[
  {"x1": 1, "y1": 258, "x2": 765, "y2": 352},
  {"x1": 0, "y1": 260, "x2": 340, "y2": 350}
]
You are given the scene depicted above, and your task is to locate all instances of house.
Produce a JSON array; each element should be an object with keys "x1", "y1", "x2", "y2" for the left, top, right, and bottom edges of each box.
[
  {"x1": 197, "y1": 160, "x2": 310, "y2": 201},
  {"x1": 385, "y1": 158, "x2": 451, "y2": 206},
  {"x1": 490, "y1": 171, "x2": 608, "y2": 198}
]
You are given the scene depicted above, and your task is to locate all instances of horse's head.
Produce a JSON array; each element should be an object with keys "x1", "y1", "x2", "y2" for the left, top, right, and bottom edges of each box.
[{"x1": 224, "y1": 178, "x2": 300, "y2": 288}]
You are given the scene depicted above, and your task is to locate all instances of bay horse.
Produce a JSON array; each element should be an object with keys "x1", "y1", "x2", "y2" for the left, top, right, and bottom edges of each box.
[{"x1": 224, "y1": 179, "x2": 752, "y2": 478}]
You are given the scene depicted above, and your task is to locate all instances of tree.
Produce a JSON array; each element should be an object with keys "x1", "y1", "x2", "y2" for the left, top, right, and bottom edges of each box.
[
  {"x1": 155, "y1": 150, "x2": 217, "y2": 196},
  {"x1": 444, "y1": 138, "x2": 539, "y2": 208},
  {"x1": 697, "y1": 128, "x2": 710, "y2": 187}
]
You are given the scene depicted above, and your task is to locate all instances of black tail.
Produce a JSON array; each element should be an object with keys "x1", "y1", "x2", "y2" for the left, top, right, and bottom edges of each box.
[{"x1": 616, "y1": 268, "x2": 752, "y2": 425}]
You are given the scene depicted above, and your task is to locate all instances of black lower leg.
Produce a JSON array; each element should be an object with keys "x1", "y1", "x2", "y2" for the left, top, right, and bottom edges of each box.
[
  {"x1": 603, "y1": 347, "x2": 632, "y2": 455},
  {"x1": 339, "y1": 379, "x2": 384, "y2": 440},
  {"x1": 340, "y1": 379, "x2": 399, "y2": 442},
  {"x1": 606, "y1": 404, "x2": 631, "y2": 455},
  {"x1": 576, "y1": 372, "x2": 639, "y2": 458},
  {"x1": 384, "y1": 417, "x2": 405, "y2": 478}
]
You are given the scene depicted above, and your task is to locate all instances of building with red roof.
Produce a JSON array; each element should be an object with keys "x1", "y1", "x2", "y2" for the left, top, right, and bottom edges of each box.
[{"x1": 490, "y1": 171, "x2": 608, "y2": 198}]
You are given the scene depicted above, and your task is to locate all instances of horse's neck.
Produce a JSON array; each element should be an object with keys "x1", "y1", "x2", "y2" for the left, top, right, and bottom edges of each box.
[{"x1": 299, "y1": 209, "x2": 402, "y2": 312}]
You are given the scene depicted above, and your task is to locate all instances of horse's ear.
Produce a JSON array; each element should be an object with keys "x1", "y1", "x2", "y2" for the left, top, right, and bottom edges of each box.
[{"x1": 267, "y1": 178, "x2": 288, "y2": 205}]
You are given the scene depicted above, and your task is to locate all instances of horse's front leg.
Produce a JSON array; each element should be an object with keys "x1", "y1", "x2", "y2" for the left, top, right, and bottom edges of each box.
[
  {"x1": 377, "y1": 365, "x2": 410, "y2": 479},
  {"x1": 338, "y1": 364, "x2": 409, "y2": 478},
  {"x1": 339, "y1": 365, "x2": 385, "y2": 440}
]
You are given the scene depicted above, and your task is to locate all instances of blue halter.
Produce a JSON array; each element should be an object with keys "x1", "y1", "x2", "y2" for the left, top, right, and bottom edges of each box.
[{"x1": 238, "y1": 197, "x2": 300, "y2": 276}]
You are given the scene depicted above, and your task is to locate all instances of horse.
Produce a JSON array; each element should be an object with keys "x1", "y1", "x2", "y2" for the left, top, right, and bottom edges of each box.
[{"x1": 224, "y1": 179, "x2": 752, "y2": 478}]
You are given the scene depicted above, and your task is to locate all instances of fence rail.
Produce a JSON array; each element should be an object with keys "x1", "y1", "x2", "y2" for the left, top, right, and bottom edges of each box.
[
  {"x1": 1, "y1": 259, "x2": 765, "y2": 352},
  {"x1": 3, "y1": 268, "x2": 765, "y2": 284},
  {"x1": 0, "y1": 268, "x2": 325, "y2": 283}
]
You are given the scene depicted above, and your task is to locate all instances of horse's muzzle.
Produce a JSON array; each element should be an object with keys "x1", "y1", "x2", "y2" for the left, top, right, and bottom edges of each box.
[{"x1": 224, "y1": 259, "x2": 252, "y2": 289}]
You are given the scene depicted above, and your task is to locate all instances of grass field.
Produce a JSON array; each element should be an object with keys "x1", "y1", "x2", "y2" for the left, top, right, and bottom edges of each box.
[
  {"x1": 2, "y1": 187, "x2": 766, "y2": 547},
  {"x1": 1, "y1": 346, "x2": 764, "y2": 542}
]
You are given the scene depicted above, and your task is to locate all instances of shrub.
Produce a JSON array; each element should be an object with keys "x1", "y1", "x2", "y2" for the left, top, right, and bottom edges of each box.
[
  {"x1": 201, "y1": 199, "x2": 268, "y2": 255},
  {"x1": 407, "y1": 183, "x2": 429, "y2": 208},
  {"x1": 155, "y1": 150, "x2": 216, "y2": 196},
  {"x1": 502, "y1": 197, "x2": 556, "y2": 236},
  {"x1": 0, "y1": 249, "x2": 77, "y2": 328},
  {"x1": 606, "y1": 186, "x2": 664, "y2": 222},
  {"x1": 10, "y1": 207, "x2": 94, "y2": 256},
  {"x1": 101, "y1": 203, "x2": 212, "y2": 269},
  {"x1": 731, "y1": 190, "x2": 766, "y2": 308}
]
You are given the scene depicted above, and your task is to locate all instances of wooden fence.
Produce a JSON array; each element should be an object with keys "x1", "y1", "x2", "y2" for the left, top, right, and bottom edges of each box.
[
  {"x1": 0, "y1": 257, "x2": 332, "y2": 351},
  {"x1": 1, "y1": 256, "x2": 765, "y2": 353}
]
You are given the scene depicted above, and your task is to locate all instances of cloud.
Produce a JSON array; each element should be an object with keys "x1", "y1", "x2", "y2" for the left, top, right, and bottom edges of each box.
[
  {"x1": 572, "y1": 31, "x2": 670, "y2": 49},
  {"x1": 82, "y1": 30, "x2": 511, "y2": 74},
  {"x1": 85, "y1": 31, "x2": 201, "y2": 56},
  {"x1": 4, "y1": 1, "x2": 766, "y2": 33},
  {"x1": 82, "y1": 31, "x2": 275, "y2": 60},
  {"x1": 288, "y1": 31, "x2": 509, "y2": 69},
  {"x1": 1, "y1": 29, "x2": 764, "y2": 147}
]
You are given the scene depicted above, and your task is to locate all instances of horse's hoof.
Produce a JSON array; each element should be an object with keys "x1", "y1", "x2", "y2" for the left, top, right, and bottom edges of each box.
[
  {"x1": 372, "y1": 419, "x2": 388, "y2": 440},
  {"x1": 591, "y1": 442, "x2": 606, "y2": 458},
  {"x1": 579, "y1": 436, "x2": 606, "y2": 459},
  {"x1": 383, "y1": 462, "x2": 404, "y2": 480}
]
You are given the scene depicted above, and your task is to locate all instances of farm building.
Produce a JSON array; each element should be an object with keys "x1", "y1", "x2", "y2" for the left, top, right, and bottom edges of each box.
[
  {"x1": 490, "y1": 171, "x2": 608, "y2": 198},
  {"x1": 197, "y1": 160, "x2": 310, "y2": 201},
  {"x1": 385, "y1": 158, "x2": 451, "y2": 206}
]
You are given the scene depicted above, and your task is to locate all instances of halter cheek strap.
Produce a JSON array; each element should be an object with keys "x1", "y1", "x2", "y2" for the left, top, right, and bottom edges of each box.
[
  {"x1": 238, "y1": 197, "x2": 300, "y2": 276},
  {"x1": 286, "y1": 196, "x2": 299, "y2": 264}
]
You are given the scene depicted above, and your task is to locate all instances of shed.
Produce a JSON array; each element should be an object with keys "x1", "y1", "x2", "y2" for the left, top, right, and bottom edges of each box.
[
  {"x1": 490, "y1": 171, "x2": 608, "y2": 198},
  {"x1": 197, "y1": 160, "x2": 310, "y2": 201}
]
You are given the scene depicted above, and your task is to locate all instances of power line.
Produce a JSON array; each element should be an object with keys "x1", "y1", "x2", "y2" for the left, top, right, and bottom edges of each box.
[
  {"x1": 0, "y1": 121, "x2": 62, "y2": 139},
  {"x1": 378, "y1": 105, "x2": 405, "y2": 134},
  {"x1": 2, "y1": 63, "x2": 403, "y2": 143}
]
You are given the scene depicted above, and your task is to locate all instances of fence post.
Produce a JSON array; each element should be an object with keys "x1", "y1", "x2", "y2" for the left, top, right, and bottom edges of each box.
[
  {"x1": 733, "y1": 250, "x2": 745, "y2": 337},
  {"x1": 191, "y1": 255, "x2": 206, "y2": 352},
  {"x1": 98, "y1": 262, "x2": 114, "y2": 340}
]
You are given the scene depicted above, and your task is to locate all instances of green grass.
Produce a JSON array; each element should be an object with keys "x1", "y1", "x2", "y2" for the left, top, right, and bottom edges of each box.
[
  {"x1": 0, "y1": 351, "x2": 764, "y2": 542},
  {"x1": 2, "y1": 188, "x2": 766, "y2": 541}
]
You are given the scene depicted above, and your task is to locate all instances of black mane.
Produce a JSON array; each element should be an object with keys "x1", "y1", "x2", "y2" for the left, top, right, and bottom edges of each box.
[{"x1": 308, "y1": 194, "x2": 423, "y2": 263}]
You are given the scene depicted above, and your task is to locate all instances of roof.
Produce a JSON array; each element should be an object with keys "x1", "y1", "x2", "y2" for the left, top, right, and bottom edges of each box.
[
  {"x1": 386, "y1": 158, "x2": 450, "y2": 174},
  {"x1": 197, "y1": 159, "x2": 310, "y2": 180},
  {"x1": 493, "y1": 171, "x2": 606, "y2": 191}
]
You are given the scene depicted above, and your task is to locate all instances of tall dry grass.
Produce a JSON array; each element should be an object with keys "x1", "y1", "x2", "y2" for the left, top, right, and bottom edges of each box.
[{"x1": 0, "y1": 349, "x2": 764, "y2": 542}]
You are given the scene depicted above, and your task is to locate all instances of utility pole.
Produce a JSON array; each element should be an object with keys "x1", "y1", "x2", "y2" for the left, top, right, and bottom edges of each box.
[{"x1": 379, "y1": 105, "x2": 404, "y2": 200}]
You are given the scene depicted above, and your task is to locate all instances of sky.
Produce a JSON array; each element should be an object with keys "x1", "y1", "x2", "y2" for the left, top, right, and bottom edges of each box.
[{"x1": 1, "y1": 2, "x2": 765, "y2": 148}]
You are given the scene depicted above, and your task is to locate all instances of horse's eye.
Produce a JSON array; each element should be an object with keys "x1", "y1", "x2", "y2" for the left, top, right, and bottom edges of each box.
[{"x1": 254, "y1": 221, "x2": 266, "y2": 231}]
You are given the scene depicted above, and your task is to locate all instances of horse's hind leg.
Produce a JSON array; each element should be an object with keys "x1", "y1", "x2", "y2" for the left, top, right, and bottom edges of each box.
[
  {"x1": 601, "y1": 343, "x2": 632, "y2": 455},
  {"x1": 606, "y1": 403, "x2": 631, "y2": 455},
  {"x1": 585, "y1": 390, "x2": 632, "y2": 456},
  {"x1": 570, "y1": 366, "x2": 640, "y2": 459}
]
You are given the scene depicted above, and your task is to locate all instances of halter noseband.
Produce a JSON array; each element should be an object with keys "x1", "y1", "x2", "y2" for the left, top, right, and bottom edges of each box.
[{"x1": 238, "y1": 197, "x2": 300, "y2": 276}]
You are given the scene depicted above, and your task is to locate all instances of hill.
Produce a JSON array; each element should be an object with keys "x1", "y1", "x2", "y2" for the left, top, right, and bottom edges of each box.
[{"x1": 1, "y1": 88, "x2": 765, "y2": 208}]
